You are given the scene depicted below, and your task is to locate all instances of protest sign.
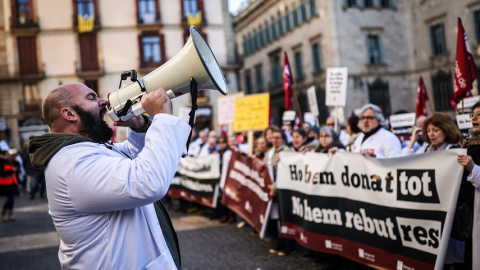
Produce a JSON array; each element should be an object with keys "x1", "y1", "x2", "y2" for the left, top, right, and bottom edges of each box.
[
  {"x1": 276, "y1": 150, "x2": 465, "y2": 270},
  {"x1": 326, "y1": 68, "x2": 348, "y2": 107},
  {"x1": 389, "y1": 112, "x2": 415, "y2": 139},
  {"x1": 233, "y1": 93, "x2": 270, "y2": 132},
  {"x1": 168, "y1": 154, "x2": 220, "y2": 207},
  {"x1": 307, "y1": 86, "x2": 319, "y2": 117},
  {"x1": 217, "y1": 92, "x2": 244, "y2": 125},
  {"x1": 223, "y1": 151, "x2": 273, "y2": 237}
]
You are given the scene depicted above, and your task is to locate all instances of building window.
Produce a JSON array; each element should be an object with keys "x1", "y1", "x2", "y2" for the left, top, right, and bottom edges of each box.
[
  {"x1": 474, "y1": 10, "x2": 480, "y2": 44},
  {"x1": 182, "y1": 0, "x2": 204, "y2": 23},
  {"x1": 270, "y1": 19, "x2": 277, "y2": 40},
  {"x1": 22, "y1": 83, "x2": 40, "y2": 112},
  {"x1": 13, "y1": 0, "x2": 36, "y2": 27},
  {"x1": 137, "y1": 0, "x2": 159, "y2": 24},
  {"x1": 277, "y1": 13, "x2": 284, "y2": 36},
  {"x1": 299, "y1": 1, "x2": 307, "y2": 23},
  {"x1": 79, "y1": 33, "x2": 99, "y2": 71},
  {"x1": 255, "y1": 66, "x2": 264, "y2": 92},
  {"x1": 17, "y1": 36, "x2": 38, "y2": 75},
  {"x1": 264, "y1": 22, "x2": 270, "y2": 43},
  {"x1": 363, "y1": 0, "x2": 375, "y2": 8},
  {"x1": 271, "y1": 55, "x2": 282, "y2": 87},
  {"x1": 294, "y1": 51, "x2": 304, "y2": 79},
  {"x1": 258, "y1": 27, "x2": 265, "y2": 47},
  {"x1": 432, "y1": 70, "x2": 453, "y2": 111},
  {"x1": 345, "y1": 0, "x2": 357, "y2": 8},
  {"x1": 284, "y1": 8, "x2": 291, "y2": 32},
  {"x1": 139, "y1": 32, "x2": 165, "y2": 68},
  {"x1": 244, "y1": 71, "x2": 253, "y2": 94},
  {"x1": 379, "y1": 0, "x2": 392, "y2": 8},
  {"x1": 309, "y1": 0, "x2": 317, "y2": 17},
  {"x1": 430, "y1": 23, "x2": 447, "y2": 56},
  {"x1": 368, "y1": 78, "x2": 391, "y2": 116},
  {"x1": 74, "y1": 0, "x2": 99, "y2": 31},
  {"x1": 311, "y1": 43, "x2": 322, "y2": 73},
  {"x1": 366, "y1": 34, "x2": 383, "y2": 65},
  {"x1": 292, "y1": 4, "x2": 298, "y2": 27}
]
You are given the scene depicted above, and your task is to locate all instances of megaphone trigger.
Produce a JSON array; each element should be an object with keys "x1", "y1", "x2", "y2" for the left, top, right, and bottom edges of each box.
[{"x1": 117, "y1": 99, "x2": 133, "y2": 117}]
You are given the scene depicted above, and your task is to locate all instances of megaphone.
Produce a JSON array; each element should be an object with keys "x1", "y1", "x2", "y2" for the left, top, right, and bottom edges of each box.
[{"x1": 107, "y1": 25, "x2": 228, "y2": 122}]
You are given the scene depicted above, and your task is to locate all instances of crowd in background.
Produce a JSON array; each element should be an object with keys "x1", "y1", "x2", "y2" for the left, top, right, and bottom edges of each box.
[{"x1": 176, "y1": 102, "x2": 479, "y2": 269}]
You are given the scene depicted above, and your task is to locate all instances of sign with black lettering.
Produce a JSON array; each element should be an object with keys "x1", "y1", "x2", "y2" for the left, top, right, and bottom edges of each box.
[{"x1": 276, "y1": 150, "x2": 465, "y2": 270}]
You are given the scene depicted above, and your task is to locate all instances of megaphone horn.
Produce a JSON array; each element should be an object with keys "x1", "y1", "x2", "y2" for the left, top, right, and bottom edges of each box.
[{"x1": 107, "y1": 25, "x2": 228, "y2": 122}]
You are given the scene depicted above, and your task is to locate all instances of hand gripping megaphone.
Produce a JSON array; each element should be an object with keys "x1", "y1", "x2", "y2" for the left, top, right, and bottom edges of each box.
[{"x1": 107, "y1": 26, "x2": 228, "y2": 122}]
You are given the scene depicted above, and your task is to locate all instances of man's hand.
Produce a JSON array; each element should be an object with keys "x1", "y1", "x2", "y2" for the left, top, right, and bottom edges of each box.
[
  {"x1": 114, "y1": 114, "x2": 146, "y2": 129},
  {"x1": 141, "y1": 88, "x2": 172, "y2": 116}
]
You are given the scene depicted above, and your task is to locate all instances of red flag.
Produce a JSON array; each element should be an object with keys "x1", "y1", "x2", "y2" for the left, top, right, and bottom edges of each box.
[
  {"x1": 451, "y1": 17, "x2": 478, "y2": 105},
  {"x1": 283, "y1": 52, "x2": 294, "y2": 110},
  {"x1": 415, "y1": 76, "x2": 429, "y2": 117},
  {"x1": 220, "y1": 125, "x2": 228, "y2": 138}
]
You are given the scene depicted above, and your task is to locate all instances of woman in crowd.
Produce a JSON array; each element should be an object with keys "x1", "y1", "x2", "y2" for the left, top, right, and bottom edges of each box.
[
  {"x1": 345, "y1": 114, "x2": 361, "y2": 152},
  {"x1": 314, "y1": 126, "x2": 346, "y2": 153},
  {"x1": 457, "y1": 102, "x2": 480, "y2": 270},
  {"x1": 263, "y1": 125, "x2": 280, "y2": 149},
  {"x1": 253, "y1": 136, "x2": 268, "y2": 160},
  {"x1": 290, "y1": 129, "x2": 308, "y2": 152},
  {"x1": 400, "y1": 112, "x2": 464, "y2": 268}
]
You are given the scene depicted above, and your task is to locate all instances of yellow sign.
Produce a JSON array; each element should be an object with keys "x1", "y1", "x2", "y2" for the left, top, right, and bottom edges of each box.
[{"x1": 233, "y1": 93, "x2": 270, "y2": 132}]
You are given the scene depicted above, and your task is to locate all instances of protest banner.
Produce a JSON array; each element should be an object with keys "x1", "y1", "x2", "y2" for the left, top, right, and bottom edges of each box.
[
  {"x1": 168, "y1": 154, "x2": 220, "y2": 208},
  {"x1": 276, "y1": 150, "x2": 465, "y2": 270},
  {"x1": 326, "y1": 67, "x2": 348, "y2": 107},
  {"x1": 222, "y1": 151, "x2": 273, "y2": 237}
]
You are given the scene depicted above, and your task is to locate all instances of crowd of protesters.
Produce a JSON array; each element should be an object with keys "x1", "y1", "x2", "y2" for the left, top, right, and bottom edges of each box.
[{"x1": 171, "y1": 102, "x2": 479, "y2": 269}]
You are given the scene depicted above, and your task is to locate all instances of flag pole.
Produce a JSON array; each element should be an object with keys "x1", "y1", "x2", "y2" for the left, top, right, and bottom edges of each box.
[{"x1": 291, "y1": 83, "x2": 303, "y2": 124}]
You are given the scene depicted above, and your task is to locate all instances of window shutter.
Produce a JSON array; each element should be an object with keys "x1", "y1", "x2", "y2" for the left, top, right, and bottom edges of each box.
[{"x1": 159, "y1": 33, "x2": 166, "y2": 65}]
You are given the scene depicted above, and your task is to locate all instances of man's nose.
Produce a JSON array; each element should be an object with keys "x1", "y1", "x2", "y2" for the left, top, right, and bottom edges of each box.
[{"x1": 98, "y1": 98, "x2": 108, "y2": 107}]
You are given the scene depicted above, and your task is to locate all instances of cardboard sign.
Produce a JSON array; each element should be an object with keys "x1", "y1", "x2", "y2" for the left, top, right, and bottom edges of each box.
[
  {"x1": 307, "y1": 86, "x2": 319, "y2": 117},
  {"x1": 456, "y1": 114, "x2": 472, "y2": 130},
  {"x1": 217, "y1": 92, "x2": 244, "y2": 125},
  {"x1": 233, "y1": 93, "x2": 270, "y2": 132},
  {"x1": 456, "y1": 95, "x2": 479, "y2": 114},
  {"x1": 282, "y1": 110, "x2": 296, "y2": 126},
  {"x1": 326, "y1": 67, "x2": 348, "y2": 107}
]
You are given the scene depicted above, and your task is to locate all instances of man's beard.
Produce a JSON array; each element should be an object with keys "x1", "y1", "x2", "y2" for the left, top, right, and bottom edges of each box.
[{"x1": 73, "y1": 105, "x2": 113, "y2": 143}]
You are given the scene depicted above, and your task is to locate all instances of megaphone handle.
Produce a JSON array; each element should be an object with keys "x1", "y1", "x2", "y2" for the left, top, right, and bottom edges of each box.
[{"x1": 182, "y1": 78, "x2": 198, "y2": 158}]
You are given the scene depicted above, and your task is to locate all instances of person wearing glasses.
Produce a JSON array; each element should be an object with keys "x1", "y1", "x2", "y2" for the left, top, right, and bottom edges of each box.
[{"x1": 351, "y1": 103, "x2": 402, "y2": 158}]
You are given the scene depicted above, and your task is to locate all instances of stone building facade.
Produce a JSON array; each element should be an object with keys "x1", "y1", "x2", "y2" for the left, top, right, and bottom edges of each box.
[
  {"x1": 0, "y1": 0, "x2": 237, "y2": 149},
  {"x1": 233, "y1": 0, "x2": 480, "y2": 125}
]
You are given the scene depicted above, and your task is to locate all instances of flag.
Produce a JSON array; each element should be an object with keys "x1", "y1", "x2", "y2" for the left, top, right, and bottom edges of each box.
[
  {"x1": 78, "y1": 13, "x2": 95, "y2": 33},
  {"x1": 283, "y1": 52, "x2": 294, "y2": 110},
  {"x1": 220, "y1": 125, "x2": 228, "y2": 138},
  {"x1": 415, "y1": 75, "x2": 429, "y2": 117},
  {"x1": 451, "y1": 17, "x2": 478, "y2": 106}
]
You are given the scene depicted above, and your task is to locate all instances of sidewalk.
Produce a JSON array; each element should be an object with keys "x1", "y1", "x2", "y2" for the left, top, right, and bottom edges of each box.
[{"x1": 0, "y1": 195, "x2": 371, "y2": 269}]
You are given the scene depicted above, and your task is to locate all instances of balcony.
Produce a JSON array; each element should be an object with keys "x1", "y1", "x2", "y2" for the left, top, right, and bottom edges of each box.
[
  {"x1": 0, "y1": 63, "x2": 45, "y2": 82},
  {"x1": 73, "y1": 14, "x2": 101, "y2": 33},
  {"x1": 75, "y1": 60, "x2": 104, "y2": 79},
  {"x1": 137, "y1": 13, "x2": 162, "y2": 30},
  {"x1": 10, "y1": 17, "x2": 40, "y2": 35},
  {"x1": 19, "y1": 99, "x2": 42, "y2": 114}
]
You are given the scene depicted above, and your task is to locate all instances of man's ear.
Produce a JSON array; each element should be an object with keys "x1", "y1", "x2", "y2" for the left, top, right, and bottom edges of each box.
[{"x1": 60, "y1": 107, "x2": 78, "y2": 122}]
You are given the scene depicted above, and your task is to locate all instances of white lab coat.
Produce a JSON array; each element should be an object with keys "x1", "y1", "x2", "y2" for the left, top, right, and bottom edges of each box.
[
  {"x1": 352, "y1": 128, "x2": 402, "y2": 158},
  {"x1": 45, "y1": 114, "x2": 190, "y2": 270}
]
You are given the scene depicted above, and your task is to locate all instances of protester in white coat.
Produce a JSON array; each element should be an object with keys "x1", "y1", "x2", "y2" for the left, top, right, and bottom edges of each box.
[
  {"x1": 28, "y1": 83, "x2": 189, "y2": 270},
  {"x1": 352, "y1": 103, "x2": 402, "y2": 158}
]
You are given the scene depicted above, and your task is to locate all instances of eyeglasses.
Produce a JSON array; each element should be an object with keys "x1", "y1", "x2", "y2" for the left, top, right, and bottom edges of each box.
[
  {"x1": 469, "y1": 112, "x2": 480, "y2": 119},
  {"x1": 360, "y1": 116, "x2": 376, "y2": 121},
  {"x1": 319, "y1": 135, "x2": 332, "y2": 138},
  {"x1": 326, "y1": 123, "x2": 335, "y2": 127}
]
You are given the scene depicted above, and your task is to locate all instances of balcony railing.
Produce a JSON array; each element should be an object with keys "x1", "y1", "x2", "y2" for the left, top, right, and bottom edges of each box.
[
  {"x1": 75, "y1": 60, "x2": 104, "y2": 78},
  {"x1": 10, "y1": 17, "x2": 40, "y2": 35}
]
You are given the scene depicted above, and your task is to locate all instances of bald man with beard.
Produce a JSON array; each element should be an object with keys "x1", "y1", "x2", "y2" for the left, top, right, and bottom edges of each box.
[{"x1": 29, "y1": 83, "x2": 190, "y2": 269}]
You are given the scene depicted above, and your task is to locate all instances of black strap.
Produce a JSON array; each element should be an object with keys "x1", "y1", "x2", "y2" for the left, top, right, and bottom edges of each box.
[
  {"x1": 153, "y1": 201, "x2": 181, "y2": 269},
  {"x1": 182, "y1": 78, "x2": 198, "y2": 158}
]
